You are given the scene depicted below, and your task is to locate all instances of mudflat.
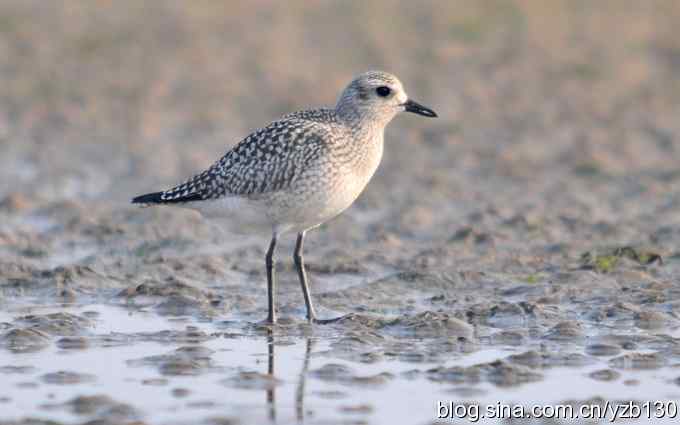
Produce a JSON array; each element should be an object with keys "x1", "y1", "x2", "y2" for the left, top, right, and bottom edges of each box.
[{"x1": 1, "y1": 2, "x2": 680, "y2": 424}]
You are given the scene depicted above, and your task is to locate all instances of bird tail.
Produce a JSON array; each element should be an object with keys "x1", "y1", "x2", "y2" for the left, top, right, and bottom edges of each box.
[
  {"x1": 131, "y1": 190, "x2": 203, "y2": 205},
  {"x1": 131, "y1": 191, "x2": 165, "y2": 205},
  {"x1": 132, "y1": 168, "x2": 214, "y2": 205}
]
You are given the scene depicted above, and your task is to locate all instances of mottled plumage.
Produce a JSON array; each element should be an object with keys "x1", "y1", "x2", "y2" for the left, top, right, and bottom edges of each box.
[
  {"x1": 132, "y1": 71, "x2": 437, "y2": 324},
  {"x1": 157, "y1": 110, "x2": 339, "y2": 202}
]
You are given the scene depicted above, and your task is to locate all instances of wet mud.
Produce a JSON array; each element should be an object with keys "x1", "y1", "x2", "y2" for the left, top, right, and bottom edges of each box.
[{"x1": 2, "y1": 1, "x2": 680, "y2": 424}]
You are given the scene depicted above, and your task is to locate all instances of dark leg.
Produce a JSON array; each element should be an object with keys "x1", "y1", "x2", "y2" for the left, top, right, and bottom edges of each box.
[
  {"x1": 266, "y1": 330, "x2": 276, "y2": 421},
  {"x1": 294, "y1": 231, "x2": 317, "y2": 322},
  {"x1": 266, "y1": 234, "x2": 278, "y2": 324}
]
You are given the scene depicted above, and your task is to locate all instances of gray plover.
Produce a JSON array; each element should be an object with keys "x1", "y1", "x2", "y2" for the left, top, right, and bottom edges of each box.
[{"x1": 132, "y1": 70, "x2": 437, "y2": 324}]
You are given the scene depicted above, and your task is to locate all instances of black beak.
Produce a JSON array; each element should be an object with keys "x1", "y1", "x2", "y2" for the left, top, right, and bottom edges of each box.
[{"x1": 403, "y1": 99, "x2": 438, "y2": 118}]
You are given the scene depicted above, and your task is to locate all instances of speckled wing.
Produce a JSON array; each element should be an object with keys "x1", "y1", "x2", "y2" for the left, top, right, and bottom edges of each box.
[{"x1": 132, "y1": 114, "x2": 335, "y2": 205}]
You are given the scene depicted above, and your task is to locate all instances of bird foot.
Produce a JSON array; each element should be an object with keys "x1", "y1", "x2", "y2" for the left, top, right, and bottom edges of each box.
[
  {"x1": 254, "y1": 318, "x2": 277, "y2": 328},
  {"x1": 310, "y1": 314, "x2": 349, "y2": 325}
]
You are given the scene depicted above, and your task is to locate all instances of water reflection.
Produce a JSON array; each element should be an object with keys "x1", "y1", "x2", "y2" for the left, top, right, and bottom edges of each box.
[
  {"x1": 265, "y1": 330, "x2": 314, "y2": 424},
  {"x1": 266, "y1": 331, "x2": 275, "y2": 422},
  {"x1": 296, "y1": 337, "x2": 314, "y2": 422}
]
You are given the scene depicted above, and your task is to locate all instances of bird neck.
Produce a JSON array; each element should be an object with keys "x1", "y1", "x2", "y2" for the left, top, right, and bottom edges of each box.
[{"x1": 336, "y1": 105, "x2": 391, "y2": 141}]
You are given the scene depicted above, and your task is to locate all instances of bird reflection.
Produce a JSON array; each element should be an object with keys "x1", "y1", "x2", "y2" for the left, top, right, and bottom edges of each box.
[
  {"x1": 266, "y1": 330, "x2": 276, "y2": 422},
  {"x1": 295, "y1": 336, "x2": 314, "y2": 422},
  {"x1": 265, "y1": 330, "x2": 314, "y2": 423}
]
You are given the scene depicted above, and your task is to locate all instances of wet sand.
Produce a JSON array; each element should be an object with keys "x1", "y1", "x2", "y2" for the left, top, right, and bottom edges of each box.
[{"x1": 2, "y1": 1, "x2": 680, "y2": 424}]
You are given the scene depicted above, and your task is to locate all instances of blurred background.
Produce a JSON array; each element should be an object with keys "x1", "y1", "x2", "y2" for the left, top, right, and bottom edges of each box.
[{"x1": 1, "y1": 0, "x2": 679, "y2": 208}]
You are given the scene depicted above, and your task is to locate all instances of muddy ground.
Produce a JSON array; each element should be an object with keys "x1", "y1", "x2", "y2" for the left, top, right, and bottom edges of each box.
[{"x1": 1, "y1": 1, "x2": 680, "y2": 424}]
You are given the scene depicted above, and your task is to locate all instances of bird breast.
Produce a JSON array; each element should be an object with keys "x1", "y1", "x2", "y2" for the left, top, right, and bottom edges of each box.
[
  {"x1": 259, "y1": 128, "x2": 386, "y2": 234},
  {"x1": 321, "y1": 131, "x2": 385, "y2": 216}
]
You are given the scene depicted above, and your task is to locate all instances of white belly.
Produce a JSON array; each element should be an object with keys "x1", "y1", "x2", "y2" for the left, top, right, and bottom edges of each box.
[{"x1": 185, "y1": 197, "x2": 273, "y2": 234}]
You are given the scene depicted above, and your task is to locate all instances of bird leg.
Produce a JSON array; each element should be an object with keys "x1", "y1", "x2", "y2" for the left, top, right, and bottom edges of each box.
[
  {"x1": 294, "y1": 231, "x2": 318, "y2": 322},
  {"x1": 266, "y1": 234, "x2": 278, "y2": 324}
]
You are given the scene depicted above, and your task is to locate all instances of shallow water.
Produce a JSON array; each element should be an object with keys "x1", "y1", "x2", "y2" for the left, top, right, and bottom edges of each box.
[{"x1": 1, "y1": 303, "x2": 679, "y2": 425}]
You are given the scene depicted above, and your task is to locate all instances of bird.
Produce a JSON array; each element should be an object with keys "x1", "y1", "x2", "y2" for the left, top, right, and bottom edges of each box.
[{"x1": 132, "y1": 70, "x2": 437, "y2": 324}]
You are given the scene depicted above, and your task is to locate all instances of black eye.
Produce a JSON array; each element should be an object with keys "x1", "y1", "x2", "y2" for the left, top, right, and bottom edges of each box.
[{"x1": 376, "y1": 86, "x2": 391, "y2": 97}]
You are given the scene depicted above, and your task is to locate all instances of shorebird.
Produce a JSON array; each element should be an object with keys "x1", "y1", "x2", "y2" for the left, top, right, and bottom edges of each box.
[{"x1": 132, "y1": 71, "x2": 437, "y2": 324}]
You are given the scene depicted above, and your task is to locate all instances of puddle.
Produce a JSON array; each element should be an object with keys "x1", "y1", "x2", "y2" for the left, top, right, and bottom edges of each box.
[{"x1": 1, "y1": 304, "x2": 679, "y2": 424}]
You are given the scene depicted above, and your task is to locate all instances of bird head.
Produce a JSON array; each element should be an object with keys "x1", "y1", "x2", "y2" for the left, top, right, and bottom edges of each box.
[{"x1": 336, "y1": 71, "x2": 437, "y2": 126}]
